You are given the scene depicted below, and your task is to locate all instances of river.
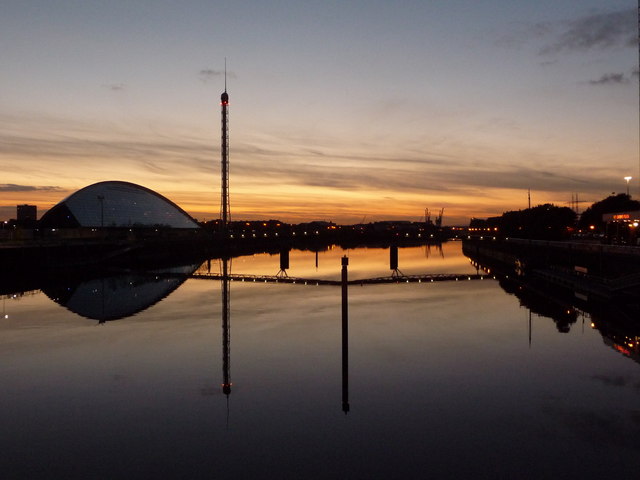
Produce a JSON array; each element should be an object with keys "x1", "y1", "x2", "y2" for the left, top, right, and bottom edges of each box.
[{"x1": 1, "y1": 242, "x2": 639, "y2": 479}]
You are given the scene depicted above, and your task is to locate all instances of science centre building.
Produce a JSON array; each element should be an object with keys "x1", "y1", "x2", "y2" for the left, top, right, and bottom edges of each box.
[{"x1": 40, "y1": 181, "x2": 200, "y2": 230}]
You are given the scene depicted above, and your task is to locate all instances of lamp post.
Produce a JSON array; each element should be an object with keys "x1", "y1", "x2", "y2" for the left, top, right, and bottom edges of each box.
[{"x1": 624, "y1": 176, "x2": 632, "y2": 196}]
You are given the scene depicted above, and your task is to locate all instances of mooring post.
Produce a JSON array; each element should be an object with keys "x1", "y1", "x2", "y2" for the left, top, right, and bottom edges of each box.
[
  {"x1": 342, "y1": 255, "x2": 348, "y2": 322},
  {"x1": 341, "y1": 255, "x2": 349, "y2": 413},
  {"x1": 390, "y1": 245, "x2": 398, "y2": 271},
  {"x1": 277, "y1": 248, "x2": 290, "y2": 277}
]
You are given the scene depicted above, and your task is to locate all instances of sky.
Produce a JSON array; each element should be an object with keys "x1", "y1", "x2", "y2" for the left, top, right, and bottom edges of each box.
[{"x1": 1, "y1": 0, "x2": 638, "y2": 225}]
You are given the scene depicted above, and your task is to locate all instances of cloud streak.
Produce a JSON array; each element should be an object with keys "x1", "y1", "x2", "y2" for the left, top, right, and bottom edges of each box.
[
  {"x1": 198, "y1": 69, "x2": 237, "y2": 83},
  {"x1": 0, "y1": 118, "x2": 623, "y2": 205},
  {"x1": 0, "y1": 184, "x2": 62, "y2": 192},
  {"x1": 588, "y1": 72, "x2": 630, "y2": 85},
  {"x1": 540, "y1": 8, "x2": 637, "y2": 55},
  {"x1": 102, "y1": 83, "x2": 126, "y2": 91}
]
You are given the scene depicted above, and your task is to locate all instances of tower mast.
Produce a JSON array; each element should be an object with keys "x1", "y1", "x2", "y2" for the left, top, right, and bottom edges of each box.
[{"x1": 220, "y1": 59, "x2": 230, "y2": 232}]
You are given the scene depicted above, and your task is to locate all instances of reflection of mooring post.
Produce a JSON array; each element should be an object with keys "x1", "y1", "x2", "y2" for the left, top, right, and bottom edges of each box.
[
  {"x1": 390, "y1": 245, "x2": 404, "y2": 277},
  {"x1": 341, "y1": 256, "x2": 350, "y2": 414},
  {"x1": 276, "y1": 248, "x2": 290, "y2": 277},
  {"x1": 528, "y1": 309, "x2": 532, "y2": 349}
]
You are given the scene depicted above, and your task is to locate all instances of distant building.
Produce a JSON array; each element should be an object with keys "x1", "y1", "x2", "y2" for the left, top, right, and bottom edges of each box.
[
  {"x1": 16, "y1": 204, "x2": 37, "y2": 227},
  {"x1": 39, "y1": 181, "x2": 200, "y2": 229},
  {"x1": 602, "y1": 210, "x2": 640, "y2": 224}
]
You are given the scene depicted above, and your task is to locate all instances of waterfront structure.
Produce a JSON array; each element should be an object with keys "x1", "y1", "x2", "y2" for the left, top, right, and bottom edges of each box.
[{"x1": 40, "y1": 181, "x2": 199, "y2": 229}]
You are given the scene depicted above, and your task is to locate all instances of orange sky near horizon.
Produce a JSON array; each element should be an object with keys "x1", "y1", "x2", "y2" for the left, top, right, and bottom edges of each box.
[{"x1": 1, "y1": 1, "x2": 638, "y2": 225}]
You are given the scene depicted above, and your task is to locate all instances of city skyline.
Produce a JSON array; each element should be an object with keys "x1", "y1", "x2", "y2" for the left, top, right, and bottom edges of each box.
[{"x1": 1, "y1": 1, "x2": 638, "y2": 225}]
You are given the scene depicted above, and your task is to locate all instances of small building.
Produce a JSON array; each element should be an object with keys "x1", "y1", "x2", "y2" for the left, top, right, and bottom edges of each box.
[
  {"x1": 602, "y1": 210, "x2": 640, "y2": 225},
  {"x1": 602, "y1": 210, "x2": 640, "y2": 245},
  {"x1": 16, "y1": 204, "x2": 37, "y2": 226}
]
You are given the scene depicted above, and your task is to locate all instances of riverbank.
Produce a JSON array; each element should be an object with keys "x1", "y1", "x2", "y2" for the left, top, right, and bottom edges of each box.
[{"x1": 462, "y1": 236, "x2": 640, "y2": 301}]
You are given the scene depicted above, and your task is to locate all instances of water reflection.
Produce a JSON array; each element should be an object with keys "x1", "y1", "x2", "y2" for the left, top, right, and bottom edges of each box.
[
  {"x1": 230, "y1": 242, "x2": 475, "y2": 280},
  {"x1": 2, "y1": 244, "x2": 636, "y2": 366},
  {"x1": 42, "y1": 264, "x2": 199, "y2": 322},
  {"x1": 341, "y1": 255, "x2": 349, "y2": 414},
  {"x1": 2, "y1": 243, "x2": 640, "y2": 477},
  {"x1": 220, "y1": 257, "x2": 232, "y2": 396},
  {"x1": 467, "y1": 253, "x2": 640, "y2": 366}
]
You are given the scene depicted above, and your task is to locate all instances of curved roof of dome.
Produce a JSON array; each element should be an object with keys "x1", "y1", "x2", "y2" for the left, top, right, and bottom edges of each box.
[{"x1": 40, "y1": 181, "x2": 200, "y2": 229}]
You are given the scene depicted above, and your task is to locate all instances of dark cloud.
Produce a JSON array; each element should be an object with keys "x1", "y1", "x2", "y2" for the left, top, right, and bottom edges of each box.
[
  {"x1": 232, "y1": 141, "x2": 607, "y2": 199},
  {"x1": 588, "y1": 72, "x2": 629, "y2": 85},
  {"x1": 541, "y1": 8, "x2": 637, "y2": 54},
  {"x1": 0, "y1": 184, "x2": 61, "y2": 192},
  {"x1": 102, "y1": 83, "x2": 126, "y2": 91},
  {"x1": 198, "y1": 69, "x2": 237, "y2": 83}
]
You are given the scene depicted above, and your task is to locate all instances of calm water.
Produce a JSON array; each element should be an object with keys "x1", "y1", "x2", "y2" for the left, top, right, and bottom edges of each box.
[{"x1": 1, "y1": 243, "x2": 639, "y2": 479}]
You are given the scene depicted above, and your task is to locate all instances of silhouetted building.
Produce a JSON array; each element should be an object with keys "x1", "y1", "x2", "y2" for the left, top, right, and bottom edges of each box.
[
  {"x1": 17, "y1": 204, "x2": 37, "y2": 227},
  {"x1": 40, "y1": 181, "x2": 200, "y2": 229}
]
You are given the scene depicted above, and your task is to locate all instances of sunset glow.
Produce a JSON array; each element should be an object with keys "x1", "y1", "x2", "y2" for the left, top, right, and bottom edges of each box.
[{"x1": 1, "y1": 1, "x2": 638, "y2": 224}]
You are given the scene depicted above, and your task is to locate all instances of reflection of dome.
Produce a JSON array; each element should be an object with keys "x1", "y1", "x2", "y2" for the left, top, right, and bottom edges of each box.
[
  {"x1": 43, "y1": 264, "x2": 198, "y2": 321},
  {"x1": 40, "y1": 181, "x2": 199, "y2": 229}
]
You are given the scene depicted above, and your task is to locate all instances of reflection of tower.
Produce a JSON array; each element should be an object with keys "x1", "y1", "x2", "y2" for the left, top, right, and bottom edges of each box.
[
  {"x1": 220, "y1": 64, "x2": 230, "y2": 231},
  {"x1": 221, "y1": 257, "x2": 232, "y2": 396}
]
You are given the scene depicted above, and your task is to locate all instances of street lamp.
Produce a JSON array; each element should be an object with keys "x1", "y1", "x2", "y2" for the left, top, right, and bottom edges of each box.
[{"x1": 624, "y1": 176, "x2": 632, "y2": 196}]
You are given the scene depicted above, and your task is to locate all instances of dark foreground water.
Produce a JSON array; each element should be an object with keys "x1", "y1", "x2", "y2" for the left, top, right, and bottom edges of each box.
[{"x1": 1, "y1": 243, "x2": 639, "y2": 479}]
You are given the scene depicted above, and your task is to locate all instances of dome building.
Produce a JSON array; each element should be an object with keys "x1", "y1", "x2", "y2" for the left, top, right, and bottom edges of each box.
[{"x1": 40, "y1": 181, "x2": 200, "y2": 229}]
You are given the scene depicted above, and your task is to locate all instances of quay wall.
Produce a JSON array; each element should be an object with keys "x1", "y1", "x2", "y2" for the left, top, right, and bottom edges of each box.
[{"x1": 462, "y1": 237, "x2": 640, "y2": 278}]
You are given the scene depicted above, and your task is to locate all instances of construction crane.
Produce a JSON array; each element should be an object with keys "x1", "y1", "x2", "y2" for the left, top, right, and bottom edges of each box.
[
  {"x1": 424, "y1": 208, "x2": 431, "y2": 226},
  {"x1": 435, "y1": 208, "x2": 444, "y2": 228}
]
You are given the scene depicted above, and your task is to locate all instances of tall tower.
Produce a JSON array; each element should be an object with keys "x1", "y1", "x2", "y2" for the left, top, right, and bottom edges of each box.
[{"x1": 220, "y1": 65, "x2": 230, "y2": 231}]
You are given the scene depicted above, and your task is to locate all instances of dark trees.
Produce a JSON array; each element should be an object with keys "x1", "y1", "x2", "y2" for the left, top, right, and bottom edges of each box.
[{"x1": 578, "y1": 194, "x2": 640, "y2": 231}]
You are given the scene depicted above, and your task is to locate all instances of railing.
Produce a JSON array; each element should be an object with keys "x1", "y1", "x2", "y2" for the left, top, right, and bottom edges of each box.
[
  {"x1": 504, "y1": 238, "x2": 640, "y2": 256},
  {"x1": 188, "y1": 272, "x2": 491, "y2": 286}
]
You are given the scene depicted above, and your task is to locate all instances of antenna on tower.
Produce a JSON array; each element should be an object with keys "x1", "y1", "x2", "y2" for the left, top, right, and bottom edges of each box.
[{"x1": 224, "y1": 57, "x2": 227, "y2": 92}]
